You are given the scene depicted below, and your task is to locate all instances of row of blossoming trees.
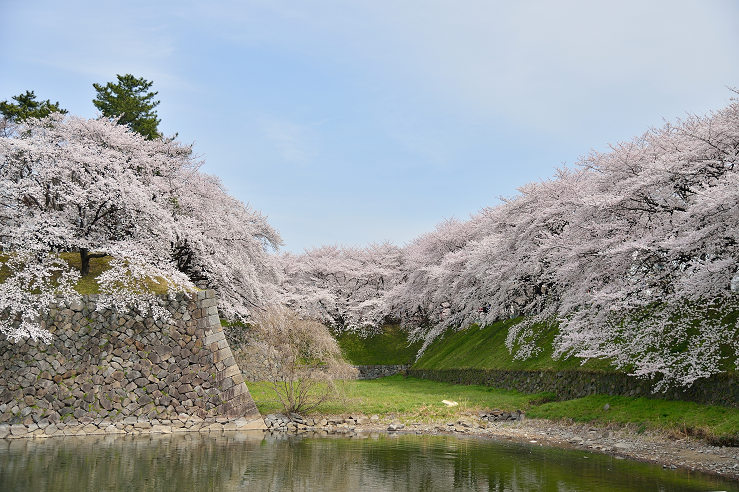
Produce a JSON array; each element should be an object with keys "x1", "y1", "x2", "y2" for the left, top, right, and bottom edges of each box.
[
  {"x1": 2, "y1": 97, "x2": 737, "y2": 390},
  {"x1": 0, "y1": 114, "x2": 281, "y2": 342},
  {"x1": 280, "y1": 96, "x2": 739, "y2": 389}
]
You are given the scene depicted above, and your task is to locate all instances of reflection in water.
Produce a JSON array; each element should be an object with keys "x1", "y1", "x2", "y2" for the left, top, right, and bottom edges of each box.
[{"x1": 0, "y1": 432, "x2": 735, "y2": 491}]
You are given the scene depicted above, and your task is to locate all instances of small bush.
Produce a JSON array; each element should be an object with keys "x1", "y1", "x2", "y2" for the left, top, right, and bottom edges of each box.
[{"x1": 250, "y1": 306, "x2": 356, "y2": 414}]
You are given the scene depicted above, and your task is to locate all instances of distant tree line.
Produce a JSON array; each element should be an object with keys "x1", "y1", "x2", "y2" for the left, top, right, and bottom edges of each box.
[{"x1": 278, "y1": 93, "x2": 739, "y2": 390}]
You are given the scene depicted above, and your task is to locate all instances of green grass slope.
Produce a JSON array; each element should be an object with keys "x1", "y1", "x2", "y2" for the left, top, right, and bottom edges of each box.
[
  {"x1": 527, "y1": 394, "x2": 739, "y2": 444},
  {"x1": 413, "y1": 315, "x2": 736, "y2": 374},
  {"x1": 335, "y1": 325, "x2": 422, "y2": 365},
  {"x1": 249, "y1": 375, "x2": 546, "y2": 419},
  {"x1": 413, "y1": 318, "x2": 614, "y2": 372}
]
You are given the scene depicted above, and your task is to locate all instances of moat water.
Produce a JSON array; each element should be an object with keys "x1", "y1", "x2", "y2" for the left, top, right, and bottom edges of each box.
[{"x1": 0, "y1": 432, "x2": 736, "y2": 491}]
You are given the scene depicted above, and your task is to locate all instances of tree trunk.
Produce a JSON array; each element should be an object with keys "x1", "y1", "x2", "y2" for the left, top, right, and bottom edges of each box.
[{"x1": 80, "y1": 248, "x2": 91, "y2": 276}]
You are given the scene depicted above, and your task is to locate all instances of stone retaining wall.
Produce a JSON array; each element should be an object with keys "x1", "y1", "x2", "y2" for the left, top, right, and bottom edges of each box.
[
  {"x1": 0, "y1": 290, "x2": 261, "y2": 427},
  {"x1": 407, "y1": 368, "x2": 738, "y2": 407},
  {"x1": 0, "y1": 415, "x2": 265, "y2": 440},
  {"x1": 354, "y1": 365, "x2": 410, "y2": 380}
]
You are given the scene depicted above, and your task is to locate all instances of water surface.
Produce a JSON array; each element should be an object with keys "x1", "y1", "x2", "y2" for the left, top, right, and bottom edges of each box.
[{"x1": 0, "y1": 432, "x2": 736, "y2": 491}]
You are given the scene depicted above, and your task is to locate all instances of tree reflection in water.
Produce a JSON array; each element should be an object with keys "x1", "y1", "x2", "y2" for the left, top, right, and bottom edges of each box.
[{"x1": 0, "y1": 432, "x2": 733, "y2": 491}]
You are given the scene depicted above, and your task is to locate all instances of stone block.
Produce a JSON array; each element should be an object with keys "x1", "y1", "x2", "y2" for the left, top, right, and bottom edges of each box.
[
  {"x1": 151, "y1": 425, "x2": 172, "y2": 434},
  {"x1": 220, "y1": 380, "x2": 236, "y2": 394},
  {"x1": 221, "y1": 365, "x2": 240, "y2": 379},
  {"x1": 104, "y1": 425, "x2": 124, "y2": 434},
  {"x1": 204, "y1": 332, "x2": 224, "y2": 346},
  {"x1": 9, "y1": 425, "x2": 28, "y2": 437},
  {"x1": 214, "y1": 348, "x2": 231, "y2": 363},
  {"x1": 199, "y1": 298, "x2": 217, "y2": 309}
]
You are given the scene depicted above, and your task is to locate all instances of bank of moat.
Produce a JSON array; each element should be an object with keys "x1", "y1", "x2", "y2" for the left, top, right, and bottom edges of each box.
[{"x1": 0, "y1": 290, "x2": 260, "y2": 426}]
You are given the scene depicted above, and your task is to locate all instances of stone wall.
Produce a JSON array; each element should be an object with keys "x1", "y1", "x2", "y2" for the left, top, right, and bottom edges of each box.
[
  {"x1": 407, "y1": 368, "x2": 738, "y2": 407},
  {"x1": 354, "y1": 365, "x2": 409, "y2": 380},
  {"x1": 0, "y1": 290, "x2": 261, "y2": 426}
]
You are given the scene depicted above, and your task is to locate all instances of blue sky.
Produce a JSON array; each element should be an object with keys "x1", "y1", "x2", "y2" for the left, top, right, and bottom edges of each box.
[{"x1": 2, "y1": 1, "x2": 738, "y2": 252}]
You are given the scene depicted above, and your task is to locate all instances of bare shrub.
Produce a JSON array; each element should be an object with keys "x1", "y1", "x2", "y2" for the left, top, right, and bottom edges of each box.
[{"x1": 251, "y1": 306, "x2": 356, "y2": 414}]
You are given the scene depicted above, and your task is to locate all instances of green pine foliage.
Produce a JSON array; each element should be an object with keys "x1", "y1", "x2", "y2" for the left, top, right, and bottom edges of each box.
[
  {"x1": 92, "y1": 74, "x2": 161, "y2": 139},
  {"x1": 0, "y1": 90, "x2": 67, "y2": 122}
]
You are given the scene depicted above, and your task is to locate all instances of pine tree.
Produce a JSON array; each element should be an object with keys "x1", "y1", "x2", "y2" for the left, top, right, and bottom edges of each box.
[
  {"x1": 0, "y1": 90, "x2": 66, "y2": 122},
  {"x1": 92, "y1": 74, "x2": 161, "y2": 139}
]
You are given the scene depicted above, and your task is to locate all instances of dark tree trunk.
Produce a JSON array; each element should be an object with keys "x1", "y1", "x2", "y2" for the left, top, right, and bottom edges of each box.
[
  {"x1": 80, "y1": 248, "x2": 91, "y2": 276},
  {"x1": 79, "y1": 249, "x2": 107, "y2": 276}
]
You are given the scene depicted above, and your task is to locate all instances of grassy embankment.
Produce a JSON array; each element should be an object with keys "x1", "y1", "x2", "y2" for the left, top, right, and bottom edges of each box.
[
  {"x1": 249, "y1": 375, "x2": 544, "y2": 421},
  {"x1": 415, "y1": 313, "x2": 736, "y2": 373},
  {"x1": 412, "y1": 318, "x2": 737, "y2": 441},
  {"x1": 0, "y1": 252, "x2": 172, "y2": 294},
  {"x1": 335, "y1": 324, "x2": 422, "y2": 365},
  {"x1": 413, "y1": 318, "x2": 613, "y2": 371},
  {"x1": 252, "y1": 321, "x2": 739, "y2": 444},
  {"x1": 248, "y1": 375, "x2": 739, "y2": 444}
]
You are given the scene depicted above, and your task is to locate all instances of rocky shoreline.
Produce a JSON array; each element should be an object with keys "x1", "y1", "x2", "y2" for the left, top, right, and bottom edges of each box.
[
  {"x1": 2, "y1": 413, "x2": 737, "y2": 481},
  {"x1": 0, "y1": 415, "x2": 266, "y2": 439}
]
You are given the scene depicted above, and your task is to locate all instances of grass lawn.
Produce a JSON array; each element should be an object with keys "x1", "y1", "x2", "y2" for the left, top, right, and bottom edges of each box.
[
  {"x1": 335, "y1": 325, "x2": 422, "y2": 365},
  {"x1": 247, "y1": 375, "x2": 739, "y2": 444},
  {"x1": 60, "y1": 252, "x2": 114, "y2": 294},
  {"x1": 248, "y1": 375, "x2": 548, "y2": 421},
  {"x1": 527, "y1": 394, "x2": 739, "y2": 444}
]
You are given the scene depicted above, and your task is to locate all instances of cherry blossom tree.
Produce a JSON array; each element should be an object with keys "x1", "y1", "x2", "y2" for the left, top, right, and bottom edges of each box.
[
  {"x1": 169, "y1": 170, "x2": 282, "y2": 320},
  {"x1": 547, "y1": 99, "x2": 739, "y2": 388},
  {"x1": 248, "y1": 305, "x2": 356, "y2": 414},
  {"x1": 0, "y1": 114, "x2": 189, "y2": 272},
  {"x1": 7, "y1": 95, "x2": 734, "y2": 388},
  {"x1": 0, "y1": 114, "x2": 194, "y2": 340},
  {"x1": 0, "y1": 113, "x2": 281, "y2": 340},
  {"x1": 0, "y1": 252, "x2": 79, "y2": 342},
  {"x1": 278, "y1": 242, "x2": 403, "y2": 334},
  {"x1": 387, "y1": 218, "x2": 479, "y2": 329}
]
